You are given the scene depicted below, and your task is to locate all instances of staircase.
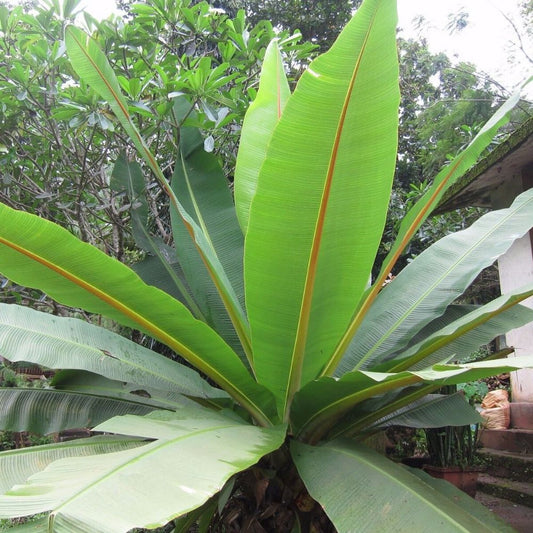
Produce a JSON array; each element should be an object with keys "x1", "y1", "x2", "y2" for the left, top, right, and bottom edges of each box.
[{"x1": 477, "y1": 403, "x2": 533, "y2": 532}]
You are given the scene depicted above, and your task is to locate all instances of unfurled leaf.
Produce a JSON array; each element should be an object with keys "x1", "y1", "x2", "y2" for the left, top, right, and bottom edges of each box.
[
  {"x1": 0, "y1": 436, "x2": 146, "y2": 495},
  {"x1": 0, "y1": 206, "x2": 276, "y2": 425},
  {"x1": 234, "y1": 40, "x2": 290, "y2": 234},
  {"x1": 337, "y1": 188, "x2": 533, "y2": 373}
]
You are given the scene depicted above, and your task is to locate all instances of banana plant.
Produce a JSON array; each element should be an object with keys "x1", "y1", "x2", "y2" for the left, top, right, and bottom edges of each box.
[{"x1": 0, "y1": 0, "x2": 532, "y2": 530}]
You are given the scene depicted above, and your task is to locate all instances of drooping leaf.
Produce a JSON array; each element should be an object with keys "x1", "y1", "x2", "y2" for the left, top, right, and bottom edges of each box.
[
  {"x1": 0, "y1": 409, "x2": 286, "y2": 533},
  {"x1": 292, "y1": 440, "x2": 514, "y2": 532},
  {"x1": 0, "y1": 207, "x2": 276, "y2": 425},
  {"x1": 293, "y1": 353, "x2": 533, "y2": 441},
  {"x1": 336, "y1": 187, "x2": 533, "y2": 373},
  {"x1": 328, "y1": 383, "x2": 438, "y2": 439},
  {"x1": 50, "y1": 370, "x2": 205, "y2": 411},
  {"x1": 0, "y1": 435, "x2": 146, "y2": 495},
  {"x1": 367, "y1": 393, "x2": 481, "y2": 429},
  {"x1": 234, "y1": 40, "x2": 290, "y2": 234},
  {"x1": 245, "y1": 0, "x2": 399, "y2": 417},
  {"x1": 0, "y1": 388, "x2": 157, "y2": 434},
  {"x1": 0, "y1": 303, "x2": 224, "y2": 400}
]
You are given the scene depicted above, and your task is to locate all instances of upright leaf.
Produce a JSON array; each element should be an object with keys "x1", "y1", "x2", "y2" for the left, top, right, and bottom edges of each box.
[
  {"x1": 245, "y1": 0, "x2": 399, "y2": 417},
  {"x1": 111, "y1": 155, "x2": 202, "y2": 317},
  {"x1": 66, "y1": 27, "x2": 251, "y2": 367},
  {"x1": 326, "y1": 90, "x2": 523, "y2": 370},
  {"x1": 234, "y1": 40, "x2": 290, "y2": 234},
  {"x1": 170, "y1": 98, "x2": 249, "y2": 362}
]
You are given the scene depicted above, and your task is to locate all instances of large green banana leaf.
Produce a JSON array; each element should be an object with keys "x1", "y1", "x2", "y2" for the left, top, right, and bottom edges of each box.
[
  {"x1": 234, "y1": 40, "x2": 290, "y2": 234},
  {"x1": 325, "y1": 90, "x2": 524, "y2": 373},
  {"x1": 379, "y1": 91, "x2": 522, "y2": 282},
  {"x1": 330, "y1": 391, "x2": 482, "y2": 440},
  {"x1": 389, "y1": 285, "x2": 533, "y2": 371},
  {"x1": 65, "y1": 26, "x2": 250, "y2": 368},
  {"x1": 245, "y1": 0, "x2": 399, "y2": 418},
  {"x1": 0, "y1": 206, "x2": 276, "y2": 425},
  {"x1": 0, "y1": 436, "x2": 146, "y2": 494},
  {"x1": 292, "y1": 440, "x2": 514, "y2": 532},
  {"x1": 170, "y1": 98, "x2": 249, "y2": 361},
  {"x1": 0, "y1": 303, "x2": 224, "y2": 400},
  {"x1": 403, "y1": 304, "x2": 478, "y2": 349},
  {"x1": 293, "y1": 353, "x2": 533, "y2": 441},
  {"x1": 328, "y1": 383, "x2": 439, "y2": 439},
  {"x1": 367, "y1": 393, "x2": 481, "y2": 429},
  {"x1": 0, "y1": 388, "x2": 157, "y2": 434},
  {"x1": 0, "y1": 409, "x2": 286, "y2": 533},
  {"x1": 337, "y1": 187, "x2": 533, "y2": 373}
]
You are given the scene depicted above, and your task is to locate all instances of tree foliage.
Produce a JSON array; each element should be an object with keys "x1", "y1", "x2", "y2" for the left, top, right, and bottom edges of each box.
[
  {"x1": 214, "y1": 0, "x2": 363, "y2": 50},
  {"x1": 0, "y1": 0, "x2": 312, "y2": 311},
  {"x1": 0, "y1": 0, "x2": 311, "y2": 252}
]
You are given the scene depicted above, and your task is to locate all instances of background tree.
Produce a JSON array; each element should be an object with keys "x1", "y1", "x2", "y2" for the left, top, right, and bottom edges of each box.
[
  {"x1": 0, "y1": 0, "x2": 312, "y2": 312},
  {"x1": 0, "y1": 0, "x2": 311, "y2": 242},
  {"x1": 213, "y1": 0, "x2": 363, "y2": 50}
]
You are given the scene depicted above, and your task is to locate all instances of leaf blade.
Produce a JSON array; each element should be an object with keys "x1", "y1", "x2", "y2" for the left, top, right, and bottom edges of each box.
[
  {"x1": 324, "y1": 89, "x2": 523, "y2": 374},
  {"x1": 0, "y1": 206, "x2": 276, "y2": 425},
  {"x1": 292, "y1": 440, "x2": 513, "y2": 532},
  {"x1": 337, "y1": 188, "x2": 533, "y2": 373},
  {"x1": 245, "y1": 0, "x2": 399, "y2": 417},
  {"x1": 0, "y1": 410, "x2": 286, "y2": 533},
  {"x1": 0, "y1": 436, "x2": 146, "y2": 495},
  {"x1": 234, "y1": 40, "x2": 290, "y2": 234},
  {"x1": 0, "y1": 303, "x2": 223, "y2": 400}
]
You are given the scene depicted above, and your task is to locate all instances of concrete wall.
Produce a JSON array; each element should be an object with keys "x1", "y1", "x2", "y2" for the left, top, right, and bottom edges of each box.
[
  {"x1": 499, "y1": 233, "x2": 533, "y2": 402},
  {"x1": 494, "y1": 165, "x2": 533, "y2": 403}
]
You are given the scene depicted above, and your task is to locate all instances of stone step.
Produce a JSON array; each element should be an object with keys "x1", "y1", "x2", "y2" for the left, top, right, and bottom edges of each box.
[
  {"x1": 477, "y1": 474, "x2": 533, "y2": 508},
  {"x1": 478, "y1": 448, "x2": 533, "y2": 482},
  {"x1": 511, "y1": 403, "x2": 533, "y2": 430},
  {"x1": 479, "y1": 428, "x2": 533, "y2": 454}
]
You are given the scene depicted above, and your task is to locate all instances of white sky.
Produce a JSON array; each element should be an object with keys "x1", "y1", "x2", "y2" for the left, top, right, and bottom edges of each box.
[{"x1": 397, "y1": 0, "x2": 531, "y2": 94}]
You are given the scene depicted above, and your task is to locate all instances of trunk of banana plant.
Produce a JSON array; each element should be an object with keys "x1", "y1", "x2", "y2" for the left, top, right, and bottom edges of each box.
[{"x1": 213, "y1": 446, "x2": 335, "y2": 533}]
